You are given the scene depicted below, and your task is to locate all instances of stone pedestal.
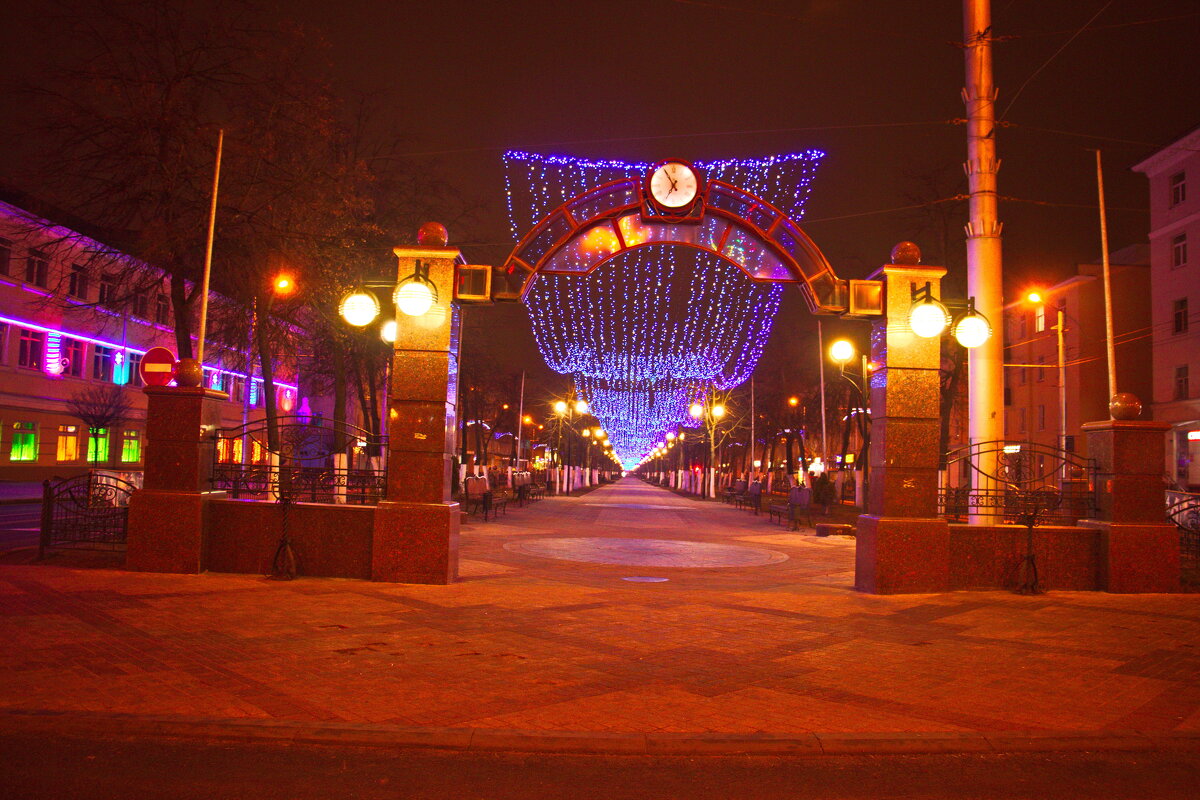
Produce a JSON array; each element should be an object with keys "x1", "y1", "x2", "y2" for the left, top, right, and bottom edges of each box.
[
  {"x1": 854, "y1": 264, "x2": 950, "y2": 594},
  {"x1": 1081, "y1": 420, "x2": 1180, "y2": 592},
  {"x1": 372, "y1": 246, "x2": 461, "y2": 584},
  {"x1": 126, "y1": 387, "x2": 228, "y2": 574}
]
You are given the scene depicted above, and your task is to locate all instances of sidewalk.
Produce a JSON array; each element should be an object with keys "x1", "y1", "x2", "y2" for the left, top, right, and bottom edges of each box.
[
  {"x1": 0, "y1": 481, "x2": 41, "y2": 504},
  {"x1": 2, "y1": 478, "x2": 1198, "y2": 755}
]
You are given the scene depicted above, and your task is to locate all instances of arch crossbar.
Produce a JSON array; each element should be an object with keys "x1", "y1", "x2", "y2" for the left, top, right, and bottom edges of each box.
[{"x1": 502, "y1": 178, "x2": 848, "y2": 313}]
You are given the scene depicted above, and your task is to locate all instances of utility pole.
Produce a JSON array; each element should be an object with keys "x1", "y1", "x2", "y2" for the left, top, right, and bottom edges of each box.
[
  {"x1": 963, "y1": 0, "x2": 1005, "y2": 520},
  {"x1": 1091, "y1": 149, "x2": 1118, "y2": 400}
]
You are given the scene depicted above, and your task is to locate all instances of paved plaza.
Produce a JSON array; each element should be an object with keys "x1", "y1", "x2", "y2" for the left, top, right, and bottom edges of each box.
[{"x1": 1, "y1": 478, "x2": 1198, "y2": 753}]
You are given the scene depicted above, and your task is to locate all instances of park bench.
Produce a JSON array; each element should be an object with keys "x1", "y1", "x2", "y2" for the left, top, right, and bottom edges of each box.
[
  {"x1": 768, "y1": 486, "x2": 813, "y2": 530},
  {"x1": 723, "y1": 479, "x2": 747, "y2": 505},
  {"x1": 735, "y1": 481, "x2": 763, "y2": 515},
  {"x1": 464, "y1": 476, "x2": 508, "y2": 520}
]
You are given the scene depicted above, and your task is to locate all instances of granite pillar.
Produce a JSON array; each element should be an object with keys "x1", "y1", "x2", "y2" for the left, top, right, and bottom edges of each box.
[
  {"x1": 855, "y1": 264, "x2": 951, "y2": 594},
  {"x1": 372, "y1": 246, "x2": 461, "y2": 584},
  {"x1": 1080, "y1": 420, "x2": 1179, "y2": 592},
  {"x1": 126, "y1": 387, "x2": 228, "y2": 574}
]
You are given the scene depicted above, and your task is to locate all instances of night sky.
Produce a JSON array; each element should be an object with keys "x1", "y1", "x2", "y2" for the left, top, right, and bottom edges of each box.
[{"x1": 3, "y1": 0, "x2": 1198, "y2": 396}]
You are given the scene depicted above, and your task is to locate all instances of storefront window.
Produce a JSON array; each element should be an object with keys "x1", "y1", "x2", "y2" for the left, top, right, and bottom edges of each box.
[
  {"x1": 10, "y1": 422, "x2": 37, "y2": 461},
  {"x1": 120, "y1": 430, "x2": 141, "y2": 463},
  {"x1": 87, "y1": 427, "x2": 109, "y2": 464},
  {"x1": 57, "y1": 425, "x2": 79, "y2": 461}
]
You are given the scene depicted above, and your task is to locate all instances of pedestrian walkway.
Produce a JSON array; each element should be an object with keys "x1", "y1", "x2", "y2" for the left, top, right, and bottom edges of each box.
[{"x1": 1, "y1": 477, "x2": 1198, "y2": 754}]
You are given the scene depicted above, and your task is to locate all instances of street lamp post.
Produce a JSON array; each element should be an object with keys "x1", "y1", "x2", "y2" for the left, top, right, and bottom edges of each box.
[
  {"x1": 1027, "y1": 292, "x2": 1069, "y2": 453},
  {"x1": 829, "y1": 339, "x2": 871, "y2": 508},
  {"x1": 689, "y1": 397, "x2": 726, "y2": 499}
]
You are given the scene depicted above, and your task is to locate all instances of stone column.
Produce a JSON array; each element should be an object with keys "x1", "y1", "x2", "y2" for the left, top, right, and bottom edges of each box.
[
  {"x1": 1080, "y1": 419, "x2": 1179, "y2": 592},
  {"x1": 855, "y1": 258, "x2": 951, "y2": 594},
  {"x1": 126, "y1": 387, "x2": 228, "y2": 573},
  {"x1": 372, "y1": 241, "x2": 461, "y2": 584}
]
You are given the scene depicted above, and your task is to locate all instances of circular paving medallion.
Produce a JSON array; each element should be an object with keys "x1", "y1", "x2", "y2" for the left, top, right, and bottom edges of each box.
[{"x1": 504, "y1": 537, "x2": 788, "y2": 568}]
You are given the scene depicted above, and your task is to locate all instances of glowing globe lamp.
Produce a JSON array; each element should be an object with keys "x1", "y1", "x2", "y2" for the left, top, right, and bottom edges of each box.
[
  {"x1": 689, "y1": 403, "x2": 704, "y2": 419},
  {"x1": 909, "y1": 298, "x2": 950, "y2": 338},
  {"x1": 339, "y1": 290, "x2": 380, "y2": 327},
  {"x1": 711, "y1": 404, "x2": 726, "y2": 419},
  {"x1": 395, "y1": 280, "x2": 435, "y2": 317},
  {"x1": 829, "y1": 339, "x2": 855, "y2": 364},
  {"x1": 554, "y1": 400, "x2": 568, "y2": 414},
  {"x1": 953, "y1": 311, "x2": 992, "y2": 349},
  {"x1": 380, "y1": 319, "x2": 397, "y2": 344},
  {"x1": 574, "y1": 399, "x2": 589, "y2": 414}
]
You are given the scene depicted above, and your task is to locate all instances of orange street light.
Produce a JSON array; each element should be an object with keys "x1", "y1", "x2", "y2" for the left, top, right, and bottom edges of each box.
[{"x1": 273, "y1": 274, "x2": 297, "y2": 295}]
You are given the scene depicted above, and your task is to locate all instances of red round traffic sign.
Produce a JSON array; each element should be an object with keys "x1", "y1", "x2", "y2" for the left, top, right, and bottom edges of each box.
[{"x1": 140, "y1": 346, "x2": 177, "y2": 387}]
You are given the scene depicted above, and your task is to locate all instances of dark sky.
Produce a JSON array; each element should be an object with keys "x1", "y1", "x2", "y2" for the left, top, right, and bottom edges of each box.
[{"x1": 3, "y1": 0, "x2": 1198, "y2": 397}]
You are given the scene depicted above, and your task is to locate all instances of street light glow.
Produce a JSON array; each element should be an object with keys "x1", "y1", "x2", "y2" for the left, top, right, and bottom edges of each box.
[
  {"x1": 953, "y1": 311, "x2": 992, "y2": 349},
  {"x1": 909, "y1": 298, "x2": 951, "y2": 338},
  {"x1": 689, "y1": 403, "x2": 703, "y2": 418},
  {"x1": 379, "y1": 319, "x2": 397, "y2": 344},
  {"x1": 339, "y1": 290, "x2": 380, "y2": 327},
  {"x1": 554, "y1": 400, "x2": 568, "y2": 414},
  {"x1": 395, "y1": 280, "x2": 435, "y2": 316},
  {"x1": 574, "y1": 399, "x2": 589, "y2": 414},
  {"x1": 1026, "y1": 291, "x2": 1043, "y2": 304},
  {"x1": 829, "y1": 339, "x2": 855, "y2": 363},
  {"x1": 711, "y1": 404, "x2": 726, "y2": 419}
]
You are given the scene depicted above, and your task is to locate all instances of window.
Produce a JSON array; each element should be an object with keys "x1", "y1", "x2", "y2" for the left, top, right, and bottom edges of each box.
[
  {"x1": 92, "y1": 345, "x2": 115, "y2": 382},
  {"x1": 1018, "y1": 408, "x2": 1026, "y2": 433},
  {"x1": 86, "y1": 427, "x2": 109, "y2": 464},
  {"x1": 1173, "y1": 234, "x2": 1188, "y2": 269},
  {"x1": 126, "y1": 352, "x2": 143, "y2": 388},
  {"x1": 1037, "y1": 405, "x2": 1046, "y2": 431},
  {"x1": 0, "y1": 237, "x2": 11, "y2": 276},
  {"x1": 98, "y1": 274, "x2": 119, "y2": 307},
  {"x1": 10, "y1": 422, "x2": 37, "y2": 462},
  {"x1": 230, "y1": 376, "x2": 244, "y2": 403},
  {"x1": 0, "y1": 322, "x2": 7, "y2": 364},
  {"x1": 1017, "y1": 314, "x2": 1028, "y2": 340},
  {"x1": 25, "y1": 251, "x2": 49, "y2": 287},
  {"x1": 1171, "y1": 171, "x2": 1186, "y2": 207},
  {"x1": 208, "y1": 370, "x2": 224, "y2": 391},
  {"x1": 1176, "y1": 365, "x2": 1191, "y2": 401},
  {"x1": 1034, "y1": 305, "x2": 1045, "y2": 333},
  {"x1": 1063, "y1": 434, "x2": 1076, "y2": 453},
  {"x1": 56, "y1": 425, "x2": 79, "y2": 462},
  {"x1": 133, "y1": 292, "x2": 149, "y2": 319},
  {"x1": 68, "y1": 264, "x2": 89, "y2": 299},
  {"x1": 155, "y1": 295, "x2": 170, "y2": 325},
  {"x1": 1018, "y1": 366, "x2": 1026, "y2": 386},
  {"x1": 1175, "y1": 298, "x2": 1189, "y2": 334},
  {"x1": 1036, "y1": 355, "x2": 1046, "y2": 381},
  {"x1": 120, "y1": 430, "x2": 141, "y2": 463},
  {"x1": 18, "y1": 328, "x2": 44, "y2": 370},
  {"x1": 62, "y1": 338, "x2": 85, "y2": 378}
]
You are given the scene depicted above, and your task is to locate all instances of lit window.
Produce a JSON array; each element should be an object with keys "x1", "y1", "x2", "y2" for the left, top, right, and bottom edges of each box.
[
  {"x1": 10, "y1": 422, "x2": 37, "y2": 461},
  {"x1": 25, "y1": 251, "x2": 49, "y2": 287},
  {"x1": 1034, "y1": 305, "x2": 1045, "y2": 333},
  {"x1": 87, "y1": 427, "x2": 109, "y2": 464},
  {"x1": 1176, "y1": 365, "x2": 1191, "y2": 401},
  {"x1": 56, "y1": 425, "x2": 79, "y2": 461},
  {"x1": 18, "y1": 328, "x2": 44, "y2": 370},
  {"x1": 1173, "y1": 234, "x2": 1188, "y2": 269},
  {"x1": 62, "y1": 338, "x2": 85, "y2": 378},
  {"x1": 1174, "y1": 298, "x2": 1189, "y2": 334},
  {"x1": 1170, "y1": 172, "x2": 1186, "y2": 207},
  {"x1": 120, "y1": 430, "x2": 141, "y2": 463},
  {"x1": 68, "y1": 264, "x2": 89, "y2": 299},
  {"x1": 92, "y1": 345, "x2": 115, "y2": 382}
]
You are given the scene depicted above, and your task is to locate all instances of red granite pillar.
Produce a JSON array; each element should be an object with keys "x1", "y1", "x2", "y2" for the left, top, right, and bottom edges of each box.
[
  {"x1": 855, "y1": 259, "x2": 951, "y2": 594},
  {"x1": 371, "y1": 242, "x2": 461, "y2": 583},
  {"x1": 126, "y1": 387, "x2": 228, "y2": 573},
  {"x1": 1080, "y1": 420, "x2": 1179, "y2": 592}
]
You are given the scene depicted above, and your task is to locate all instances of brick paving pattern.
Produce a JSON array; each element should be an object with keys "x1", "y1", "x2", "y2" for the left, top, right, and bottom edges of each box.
[{"x1": 2, "y1": 478, "x2": 1198, "y2": 736}]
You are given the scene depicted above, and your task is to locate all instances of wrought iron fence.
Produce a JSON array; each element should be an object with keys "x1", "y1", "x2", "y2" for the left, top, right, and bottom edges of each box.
[
  {"x1": 39, "y1": 472, "x2": 135, "y2": 556},
  {"x1": 1166, "y1": 490, "x2": 1200, "y2": 567},
  {"x1": 209, "y1": 416, "x2": 386, "y2": 505},
  {"x1": 938, "y1": 440, "x2": 1098, "y2": 524}
]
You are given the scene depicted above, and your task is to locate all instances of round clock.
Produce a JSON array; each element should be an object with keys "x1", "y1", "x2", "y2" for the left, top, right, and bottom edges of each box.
[{"x1": 648, "y1": 161, "x2": 700, "y2": 209}]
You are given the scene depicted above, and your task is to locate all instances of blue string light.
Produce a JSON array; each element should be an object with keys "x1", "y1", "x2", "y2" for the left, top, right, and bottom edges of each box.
[{"x1": 507, "y1": 150, "x2": 822, "y2": 467}]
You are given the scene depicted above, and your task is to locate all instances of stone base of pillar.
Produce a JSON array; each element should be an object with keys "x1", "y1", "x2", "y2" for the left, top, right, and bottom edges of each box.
[
  {"x1": 126, "y1": 490, "x2": 224, "y2": 574},
  {"x1": 372, "y1": 500, "x2": 459, "y2": 584},
  {"x1": 855, "y1": 515, "x2": 950, "y2": 594},
  {"x1": 1080, "y1": 520, "x2": 1180, "y2": 593}
]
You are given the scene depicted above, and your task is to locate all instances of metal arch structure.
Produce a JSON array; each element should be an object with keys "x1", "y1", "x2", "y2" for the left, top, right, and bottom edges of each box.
[{"x1": 502, "y1": 177, "x2": 855, "y2": 315}]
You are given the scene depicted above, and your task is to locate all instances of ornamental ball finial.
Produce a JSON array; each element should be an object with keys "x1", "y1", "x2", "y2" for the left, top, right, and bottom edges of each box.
[
  {"x1": 1109, "y1": 392, "x2": 1143, "y2": 420},
  {"x1": 417, "y1": 222, "x2": 448, "y2": 247},
  {"x1": 890, "y1": 241, "x2": 922, "y2": 265}
]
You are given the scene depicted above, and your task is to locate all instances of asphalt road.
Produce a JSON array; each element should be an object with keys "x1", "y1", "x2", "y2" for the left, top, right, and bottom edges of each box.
[
  {"x1": 1, "y1": 733, "x2": 1197, "y2": 800},
  {"x1": 0, "y1": 502, "x2": 40, "y2": 552}
]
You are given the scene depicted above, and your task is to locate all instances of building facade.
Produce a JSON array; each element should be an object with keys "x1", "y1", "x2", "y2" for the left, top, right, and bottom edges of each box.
[
  {"x1": 0, "y1": 195, "x2": 298, "y2": 483},
  {"x1": 1134, "y1": 126, "x2": 1200, "y2": 490},
  {"x1": 1003, "y1": 246, "x2": 1152, "y2": 457}
]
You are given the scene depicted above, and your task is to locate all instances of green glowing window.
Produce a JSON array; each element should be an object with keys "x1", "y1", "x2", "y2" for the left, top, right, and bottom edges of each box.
[
  {"x1": 10, "y1": 422, "x2": 37, "y2": 462},
  {"x1": 120, "y1": 430, "x2": 141, "y2": 463},
  {"x1": 87, "y1": 427, "x2": 109, "y2": 464}
]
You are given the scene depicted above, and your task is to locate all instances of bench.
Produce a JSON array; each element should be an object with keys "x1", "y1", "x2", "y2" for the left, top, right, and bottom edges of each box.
[
  {"x1": 815, "y1": 522, "x2": 854, "y2": 537},
  {"x1": 722, "y1": 479, "x2": 747, "y2": 505},
  {"x1": 463, "y1": 476, "x2": 508, "y2": 520},
  {"x1": 735, "y1": 481, "x2": 763, "y2": 515},
  {"x1": 768, "y1": 486, "x2": 813, "y2": 530}
]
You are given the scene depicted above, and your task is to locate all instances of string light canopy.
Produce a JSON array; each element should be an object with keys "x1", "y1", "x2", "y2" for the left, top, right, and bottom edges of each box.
[{"x1": 507, "y1": 150, "x2": 824, "y2": 467}]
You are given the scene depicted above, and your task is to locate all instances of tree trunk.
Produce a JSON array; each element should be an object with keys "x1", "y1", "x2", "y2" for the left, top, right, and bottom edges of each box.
[
  {"x1": 255, "y1": 308, "x2": 279, "y2": 452},
  {"x1": 331, "y1": 345, "x2": 349, "y2": 452}
]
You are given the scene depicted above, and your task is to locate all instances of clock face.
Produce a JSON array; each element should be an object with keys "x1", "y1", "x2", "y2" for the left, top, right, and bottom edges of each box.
[{"x1": 649, "y1": 162, "x2": 699, "y2": 209}]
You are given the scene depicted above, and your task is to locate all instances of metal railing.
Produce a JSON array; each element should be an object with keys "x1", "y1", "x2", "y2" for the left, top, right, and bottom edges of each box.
[
  {"x1": 39, "y1": 472, "x2": 135, "y2": 556},
  {"x1": 1167, "y1": 490, "x2": 1200, "y2": 567}
]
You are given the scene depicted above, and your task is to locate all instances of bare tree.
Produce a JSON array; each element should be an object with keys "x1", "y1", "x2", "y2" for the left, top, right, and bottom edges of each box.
[{"x1": 66, "y1": 384, "x2": 132, "y2": 468}]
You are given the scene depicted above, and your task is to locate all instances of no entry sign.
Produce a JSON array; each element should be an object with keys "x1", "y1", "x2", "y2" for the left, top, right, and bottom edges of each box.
[{"x1": 140, "y1": 347, "x2": 177, "y2": 387}]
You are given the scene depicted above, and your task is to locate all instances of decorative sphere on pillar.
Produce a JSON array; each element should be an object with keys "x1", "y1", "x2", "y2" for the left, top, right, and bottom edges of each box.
[
  {"x1": 1108, "y1": 392, "x2": 1143, "y2": 420},
  {"x1": 417, "y1": 222, "x2": 449, "y2": 247},
  {"x1": 174, "y1": 357, "x2": 203, "y2": 388},
  {"x1": 890, "y1": 241, "x2": 922, "y2": 265}
]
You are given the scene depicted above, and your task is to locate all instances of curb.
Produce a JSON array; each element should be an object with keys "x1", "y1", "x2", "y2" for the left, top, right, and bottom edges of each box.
[
  {"x1": 0, "y1": 497, "x2": 39, "y2": 506},
  {"x1": 3, "y1": 711, "x2": 1199, "y2": 757}
]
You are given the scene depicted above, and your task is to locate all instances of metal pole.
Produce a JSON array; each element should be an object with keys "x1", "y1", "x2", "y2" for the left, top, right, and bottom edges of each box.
[
  {"x1": 750, "y1": 376, "x2": 756, "y2": 480},
  {"x1": 818, "y1": 319, "x2": 828, "y2": 470},
  {"x1": 1092, "y1": 149, "x2": 1118, "y2": 400},
  {"x1": 1056, "y1": 308, "x2": 1067, "y2": 449},
  {"x1": 514, "y1": 371, "x2": 525, "y2": 469},
  {"x1": 963, "y1": 0, "x2": 1005, "y2": 522},
  {"x1": 196, "y1": 128, "x2": 223, "y2": 364}
]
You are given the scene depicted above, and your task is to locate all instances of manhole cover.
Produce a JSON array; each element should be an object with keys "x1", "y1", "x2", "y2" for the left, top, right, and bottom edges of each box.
[{"x1": 504, "y1": 537, "x2": 788, "y2": 567}]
